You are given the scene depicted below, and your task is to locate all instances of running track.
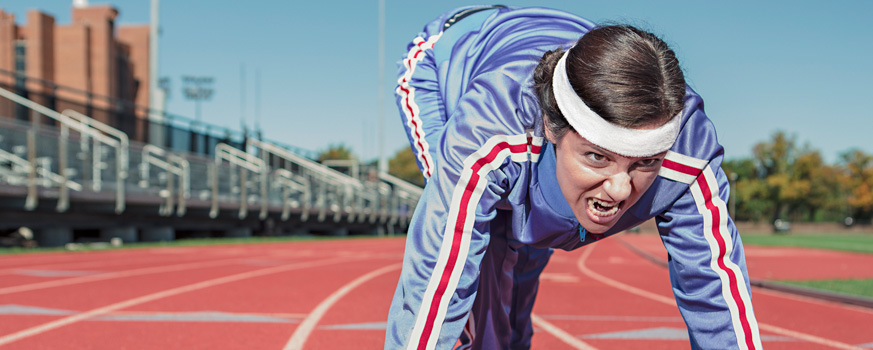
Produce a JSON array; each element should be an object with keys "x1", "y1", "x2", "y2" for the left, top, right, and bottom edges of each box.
[{"x1": 0, "y1": 235, "x2": 871, "y2": 349}]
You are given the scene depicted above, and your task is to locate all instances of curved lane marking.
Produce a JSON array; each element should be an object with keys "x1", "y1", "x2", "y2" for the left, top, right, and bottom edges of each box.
[
  {"x1": 530, "y1": 314, "x2": 599, "y2": 350},
  {"x1": 617, "y1": 235, "x2": 873, "y2": 316},
  {"x1": 0, "y1": 257, "x2": 354, "y2": 347},
  {"x1": 283, "y1": 263, "x2": 401, "y2": 350},
  {"x1": 0, "y1": 257, "x2": 247, "y2": 295},
  {"x1": 576, "y1": 245, "x2": 864, "y2": 350},
  {"x1": 752, "y1": 288, "x2": 873, "y2": 316}
]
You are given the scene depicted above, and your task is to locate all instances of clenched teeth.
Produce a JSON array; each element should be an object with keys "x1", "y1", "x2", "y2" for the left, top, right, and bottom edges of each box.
[{"x1": 588, "y1": 198, "x2": 620, "y2": 216}]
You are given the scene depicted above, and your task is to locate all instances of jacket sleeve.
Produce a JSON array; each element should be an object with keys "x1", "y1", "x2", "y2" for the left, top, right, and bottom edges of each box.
[
  {"x1": 394, "y1": 20, "x2": 445, "y2": 181},
  {"x1": 656, "y1": 98, "x2": 763, "y2": 349},
  {"x1": 395, "y1": 6, "x2": 492, "y2": 180},
  {"x1": 385, "y1": 75, "x2": 537, "y2": 349}
]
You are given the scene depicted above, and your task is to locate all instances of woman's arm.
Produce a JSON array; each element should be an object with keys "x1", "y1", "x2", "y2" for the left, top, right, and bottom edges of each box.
[{"x1": 656, "y1": 94, "x2": 763, "y2": 349}]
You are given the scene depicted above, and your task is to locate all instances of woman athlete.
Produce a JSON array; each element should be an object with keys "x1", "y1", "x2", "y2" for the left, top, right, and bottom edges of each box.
[{"x1": 386, "y1": 6, "x2": 761, "y2": 350}]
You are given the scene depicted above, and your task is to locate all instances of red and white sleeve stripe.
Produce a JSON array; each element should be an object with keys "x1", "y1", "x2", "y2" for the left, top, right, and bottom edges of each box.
[
  {"x1": 659, "y1": 151, "x2": 709, "y2": 184},
  {"x1": 407, "y1": 133, "x2": 542, "y2": 350},
  {"x1": 396, "y1": 34, "x2": 442, "y2": 180},
  {"x1": 690, "y1": 165, "x2": 761, "y2": 349},
  {"x1": 664, "y1": 150, "x2": 763, "y2": 349}
]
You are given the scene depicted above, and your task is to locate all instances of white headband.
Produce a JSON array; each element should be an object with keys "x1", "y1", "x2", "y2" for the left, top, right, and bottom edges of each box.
[{"x1": 551, "y1": 50, "x2": 681, "y2": 157}]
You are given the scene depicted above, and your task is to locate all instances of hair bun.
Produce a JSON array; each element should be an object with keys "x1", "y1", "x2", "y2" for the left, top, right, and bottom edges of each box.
[{"x1": 533, "y1": 49, "x2": 565, "y2": 87}]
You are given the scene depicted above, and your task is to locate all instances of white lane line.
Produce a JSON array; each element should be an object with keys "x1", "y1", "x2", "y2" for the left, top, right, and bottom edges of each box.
[
  {"x1": 0, "y1": 257, "x2": 249, "y2": 295},
  {"x1": 0, "y1": 252, "x2": 228, "y2": 276},
  {"x1": 531, "y1": 314, "x2": 599, "y2": 350},
  {"x1": 753, "y1": 288, "x2": 873, "y2": 316},
  {"x1": 619, "y1": 236, "x2": 873, "y2": 316},
  {"x1": 283, "y1": 263, "x2": 401, "y2": 350},
  {"x1": 576, "y1": 247, "x2": 676, "y2": 304},
  {"x1": 1, "y1": 261, "x2": 116, "y2": 276},
  {"x1": 105, "y1": 310, "x2": 308, "y2": 319},
  {"x1": 0, "y1": 257, "x2": 354, "y2": 347},
  {"x1": 757, "y1": 323, "x2": 865, "y2": 350},
  {"x1": 576, "y1": 245, "x2": 865, "y2": 350},
  {"x1": 538, "y1": 314, "x2": 685, "y2": 322}
]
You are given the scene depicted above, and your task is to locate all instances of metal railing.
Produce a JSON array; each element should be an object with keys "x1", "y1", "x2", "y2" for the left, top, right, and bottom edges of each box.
[
  {"x1": 0, "y1": 87, "x2": 128, "y2": 213},
  {"x1": 141, "y1": 145, "x2": 189, "y2": 216},
  {"x1": 272, "y1": 168, "x2": 311, "y2": 222},
  {"x1": 380, "y1": 172, "x2": 423, "y2": 228},
  {"x1": 0, "y1": 147, "x2": 84, "y2": 210},
  {"x1": 247, "y1": 138, "x2": 365, "y2": 223},
  {"x1": 0, "y1": 86, "x2": 420, "y2": 234},
  {"x1": 210, "y1": 143, "x2": 268, "y2": 219},
  {"x1": 61, "y1": 109, "x2": 129, "y2": 213}
]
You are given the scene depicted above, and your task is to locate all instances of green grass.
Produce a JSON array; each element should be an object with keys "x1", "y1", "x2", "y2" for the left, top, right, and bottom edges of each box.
[
  {"x1": 777, "y1": 279, "x2": 873, "y2": 299},
  {"x1": 0, "y1": 234, "x2": 399, "y2": 256},
  {"x1": 742, "y1": 233, "x2": 873, "y2": 299},
  {"x1": 741, "y1": 233, "x2": 873, "y2": 254}
]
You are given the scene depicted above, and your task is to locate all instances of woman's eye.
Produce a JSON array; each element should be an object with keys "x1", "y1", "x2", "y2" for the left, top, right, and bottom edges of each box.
[
  {"x1": 585, "y1": 152, "x2": 606, "y2": 162},
  {"x1": 637, "y1": 158, "x2": 661, "y2": 167}
]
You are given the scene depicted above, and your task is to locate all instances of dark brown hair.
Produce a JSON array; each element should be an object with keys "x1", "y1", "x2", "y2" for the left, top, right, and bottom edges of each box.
[{"x1": 534, "y1": 25, "x2": 686, "y2": 142}]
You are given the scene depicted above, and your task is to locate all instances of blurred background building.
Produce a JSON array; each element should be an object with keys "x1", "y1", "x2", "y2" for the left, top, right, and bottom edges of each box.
[
  {"x1": 0, "y1": 3, "x2": 151, "y2": 141},
  {"x1": 0, "y1": 2, "x2": 419, "y2": 247}
]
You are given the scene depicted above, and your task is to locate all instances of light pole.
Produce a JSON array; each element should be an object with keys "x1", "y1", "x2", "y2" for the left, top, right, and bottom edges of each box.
[
  {"x1": 729, "y1": 172, "x2": 738, "y2": 217},
  {"x1": 377, "y1": 0, "x2": 386, "y2": 173},
  {"x1": 148, "y1": 0, "x2": 163, "y2": 147},
  {"x1": 158, "y1": 77, "x2": 171, "y2": 96},
  {"x1": 182, "y1": 75, "x2": 214, "y2": 122},
  {"x1": 183, "y1": 76, "x2": 214, "y2": 153}
]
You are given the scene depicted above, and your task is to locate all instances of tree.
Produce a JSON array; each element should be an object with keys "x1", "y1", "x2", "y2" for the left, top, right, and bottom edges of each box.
[
  {"x1": 748, "y1": 131, "x2": 843, "y2": 222},
  {"x1": 790, "y1": 148, "x2": 842, "y2": 221},
  {"x1": 751, "y1": 131, "x2": 798, "y2": 222},
  {"x1": 839, "y1": 149, "x2": 873, "y2": 222},
  {"x1": 724, "y1": 158, "x2": 769, "y2": 222},
  {"x1": 723, "y1": 132, "x2": 869, "y2": 224},
  {"x1": 388, "y1": 147, "x2": 426, "y2": 188},
  {"x1": 317, "y1": 143, "x2": 354, "y2": 162}
]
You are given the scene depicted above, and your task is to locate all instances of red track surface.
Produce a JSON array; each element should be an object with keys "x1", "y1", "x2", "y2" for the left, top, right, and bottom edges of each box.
[{"x1": 0, "y1": 234, "x2": 871, "y2": 349}]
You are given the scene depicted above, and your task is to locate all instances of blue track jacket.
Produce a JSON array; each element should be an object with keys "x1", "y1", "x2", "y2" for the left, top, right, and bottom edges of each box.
[{"x1": 387, "y1": 6, "x2": 762, "y2": 350}]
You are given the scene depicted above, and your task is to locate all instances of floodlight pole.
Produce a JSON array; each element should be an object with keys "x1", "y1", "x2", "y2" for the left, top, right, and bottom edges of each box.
[
  {"x1": 148, "y1": 0, "x2": 164, "y2": 146},
  {"x1": 149, "y1": 0, "x2": 159, "y2": 111},
  {"x1": 182, "y1": 76, "x2": 214, "y2": 122},
  {"x1": 377, "y1": 0, "x2": 386, "y2": 173},
  {"x1": 729, "y1": 172, "x2": 738, "y2": 217}
]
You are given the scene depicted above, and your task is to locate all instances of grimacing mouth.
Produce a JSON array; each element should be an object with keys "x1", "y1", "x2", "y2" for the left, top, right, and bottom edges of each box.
[{"x1": 588, "y1": 198, "x2": 621, "y2": 216}]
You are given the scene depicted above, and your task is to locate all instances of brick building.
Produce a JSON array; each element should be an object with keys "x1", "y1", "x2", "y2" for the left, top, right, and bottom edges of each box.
[{"x1": 0, "y1": 3, "x2": 150, "y2": 141}]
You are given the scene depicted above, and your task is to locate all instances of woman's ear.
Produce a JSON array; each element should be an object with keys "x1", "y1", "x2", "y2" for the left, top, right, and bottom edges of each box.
[{"x1": 543, "y1": 117, "x2": 556, "y2": 144}]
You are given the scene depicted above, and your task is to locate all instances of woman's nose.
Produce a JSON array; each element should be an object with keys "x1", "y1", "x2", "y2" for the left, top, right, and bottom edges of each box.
[{"x1": 604, "y1": 171, "x2": 632, "y2": 201}]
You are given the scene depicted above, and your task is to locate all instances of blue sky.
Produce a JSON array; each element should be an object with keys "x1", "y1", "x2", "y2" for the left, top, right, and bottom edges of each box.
[{"x1": 4, "y1": 1, "x2": 872, "y2": 163}]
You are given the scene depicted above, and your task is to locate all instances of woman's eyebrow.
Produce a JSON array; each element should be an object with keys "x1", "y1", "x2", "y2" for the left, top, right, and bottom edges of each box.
[
  {"x1": 587, "y1": 143, "x2": 617, "y2": 158},
  {"x1": 583, "y1": 142, "x2": 666, "y2": 161}
]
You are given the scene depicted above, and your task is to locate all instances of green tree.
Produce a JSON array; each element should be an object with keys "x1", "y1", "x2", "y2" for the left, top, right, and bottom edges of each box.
[
  {"x1": 317, "y1": 143, "x2": 355, "y2": 162},
  {"x1": 790, "y1": 148, "x2": 842, "y2": 221},
  {"x1": 723, "y1": 158, "x2": 770, "y2": 221},
  {"x1": 724, "y1": 132, "x2": 866, "y2": 224},
  {"x1": 839, "y1": 149, "x2": 873, "y2": 222},
  {"x1": 388, "y1": 147, "x2": 426, "y2": 188},
  {"x1": 751, "y1": 131, "x2": 798, "y2": 222},
  {"x1": 748, "y1": 131, "x2": 842, "y2": 223}
]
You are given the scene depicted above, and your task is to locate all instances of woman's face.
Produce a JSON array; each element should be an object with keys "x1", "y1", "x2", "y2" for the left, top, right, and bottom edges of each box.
[{"x1": 547, "y1": 128, "x2": 666, "y2": 234}]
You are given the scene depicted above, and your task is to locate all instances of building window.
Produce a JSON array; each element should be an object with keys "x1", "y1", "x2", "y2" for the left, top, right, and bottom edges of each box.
[
  {"x1": 14, "y1": 40, "x2": 26, "y2": 88},
  {"x1": 12, "y1": 40, "x2": 29, "y2": 121}
]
